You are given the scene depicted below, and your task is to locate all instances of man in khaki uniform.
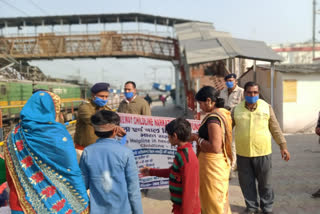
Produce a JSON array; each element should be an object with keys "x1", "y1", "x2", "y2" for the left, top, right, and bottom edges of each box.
[
  {"x1": 220, "y1": 73, "x2": 244, "y2": 172},
  {"x1": 74, "y1": 82, "x2": 112, "y2": 148},
  {"x1": 118, "y1": 81, "x2": 151, "y2": 116}
]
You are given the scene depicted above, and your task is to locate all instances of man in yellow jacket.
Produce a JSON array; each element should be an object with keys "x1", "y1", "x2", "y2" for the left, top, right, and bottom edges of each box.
[{"x1": 233, "y1": 81, "x2": 290, "y2": 214}]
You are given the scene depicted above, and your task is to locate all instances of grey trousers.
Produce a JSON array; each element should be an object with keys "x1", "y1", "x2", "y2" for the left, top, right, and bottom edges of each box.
[{"x1": 237, "y1": 154, "x2": 274, "y2": 212}]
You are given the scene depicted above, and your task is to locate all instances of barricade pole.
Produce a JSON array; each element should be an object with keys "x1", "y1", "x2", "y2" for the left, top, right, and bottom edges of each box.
[{"x1": 0, "y1": 110, "x2": 3, "y2": 141}]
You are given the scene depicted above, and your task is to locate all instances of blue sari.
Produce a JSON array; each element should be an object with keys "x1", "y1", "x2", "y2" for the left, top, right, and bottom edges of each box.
[{"x1": 4, "y1": 91, "x2": 89, "y2": 214}]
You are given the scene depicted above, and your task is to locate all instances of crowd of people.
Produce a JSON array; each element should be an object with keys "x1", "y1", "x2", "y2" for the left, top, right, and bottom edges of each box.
[{"x1": 2, "y1": 73, "x2": 319, "y2": 214}]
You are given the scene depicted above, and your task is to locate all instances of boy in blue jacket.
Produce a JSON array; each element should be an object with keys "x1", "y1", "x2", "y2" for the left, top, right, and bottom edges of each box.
[{"x1": 79, "y1": 110, "x2": 143, "y2": 214}]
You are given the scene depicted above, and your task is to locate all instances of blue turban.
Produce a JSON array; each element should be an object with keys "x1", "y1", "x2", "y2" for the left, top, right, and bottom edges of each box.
[
  {"x1": 91, "y1": 82, "x2": 110, "y2": 94},
  {"x1": 224, "y1": 73, "x2": 237, "y2": 81}
]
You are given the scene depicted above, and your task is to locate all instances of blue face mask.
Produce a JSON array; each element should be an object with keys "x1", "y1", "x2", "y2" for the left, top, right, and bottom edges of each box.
[
  {"x1": 226, "y1": 81, "x2": 234, "y2": 89},
  {"x1": 245, "y1": 95, "x2": 259, "y2": 104},
  {"x1": 124, "y1": 92, "x2": 134, "y2": 99},
  {"x1": 94, "y1": 96, "x2": 108, "y2": 107}
]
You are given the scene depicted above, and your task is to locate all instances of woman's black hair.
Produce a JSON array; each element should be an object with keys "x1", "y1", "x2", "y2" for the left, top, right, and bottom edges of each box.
[
  {"x1": 195, "y1": 86, "x2": 224, "y2": 108},
  {"x1": 91, "y1": 110, "x2": 120, "y2": 138},
  {"x1": 165, "y1": 118, "x2": 191, "y2": 142}
]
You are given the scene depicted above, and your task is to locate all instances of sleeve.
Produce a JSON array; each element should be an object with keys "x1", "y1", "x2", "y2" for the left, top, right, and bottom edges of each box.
[
  {"x1": 149, "y1": 168, "x2": 170, "y2": 177},
  {"x1": 79, "y1": 150, "x2": 89, "y2": 190},
  {"x1": 181, "y1": 161, "x2": 198, "y2": 214},
  {"x1": 268, "y1": 105, "x2": 287, "y2": 150},
  {"x1": 206, "y1": 116, "x2": 221, "y2": 126},
  {"x1": 141, "y1": 101, "x2": 151, "y2": 116},
  {"x1": 231, "y1": 109, "x2": 236, "y2": 128},
  {"x1": 125, "y1": 152, "x2": 143, "y2": 214},
  {"x1": 77, "y1": 104, "x2": 92, "y2": 125}
]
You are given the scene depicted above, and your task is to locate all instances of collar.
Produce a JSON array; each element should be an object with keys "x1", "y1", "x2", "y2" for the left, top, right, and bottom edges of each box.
[
  {"x1": 177, "y1": 142, "x2": 193, "y2": 150},
  {"x1": 245, "y1": 101, "x2": 258, "y2": 111},
  {"x1": 228, "y1": 85, "x2": 241, "y2": 93},
  {"x1": 124, "y1": 95, "x2": 137, "y2": 103},
  {"x1": 96, "y1": 138, "x2": 120, "y2": 144}
]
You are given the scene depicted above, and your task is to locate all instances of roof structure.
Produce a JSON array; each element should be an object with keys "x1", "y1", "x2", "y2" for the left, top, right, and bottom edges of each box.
[
  {"x1": 0, "y1": 13, "x2": 201, "y2": 28},
  {"x1": 174, "y1": 22, "x2": 283, "y2": 65},
  {"x1": 258, "y1": 64, "x2": 320, "y2": 74}
]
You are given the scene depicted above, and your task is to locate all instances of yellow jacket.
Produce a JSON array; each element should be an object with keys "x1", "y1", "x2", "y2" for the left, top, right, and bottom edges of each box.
[{"x1": 234, "y1": 99, "x2": 272, "y2": 157}]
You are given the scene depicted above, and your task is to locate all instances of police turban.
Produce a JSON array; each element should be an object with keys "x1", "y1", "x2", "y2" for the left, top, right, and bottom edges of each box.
[
  {"x1": 224, "y1": 73, "x2": 237, "y2": 81},
  {"x1": 91, "y1": 82, "x2": 110, "y2": 94}
]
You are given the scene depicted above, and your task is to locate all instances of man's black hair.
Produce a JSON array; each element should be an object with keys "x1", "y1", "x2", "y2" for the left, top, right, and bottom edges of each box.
[
  {"x1": 125, "y1": 81, "x2": 136, "y2": 89},
  {"x1": 165, "y1": 118, "x2": 191, "y2": 142},
  {"x1": 244, "y1": 81, "x2": 260, "y2": 92},
  {"x1": 91, "y1": 110, "x2": 120, "y2": 138}
]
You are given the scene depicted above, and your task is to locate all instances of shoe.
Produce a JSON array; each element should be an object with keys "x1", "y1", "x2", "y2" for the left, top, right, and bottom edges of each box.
[
  {"x1": 241, "y1": 208, "x2": 259, "y2": 214},
  {"x1": 263, "y1": 212, "x2": 273, "y2": 214},
  {"x1": 312, "y1": 189, "x2": 320, "y2": 198}
]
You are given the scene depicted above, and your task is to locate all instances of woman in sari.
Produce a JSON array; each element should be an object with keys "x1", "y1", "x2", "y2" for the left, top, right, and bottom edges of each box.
[
  {"x1": 4, "y1": 91, "x2": 89, "y2": 214},
  {"x1": 191, "y1": 86, "x2": 233, "y2": 214}
]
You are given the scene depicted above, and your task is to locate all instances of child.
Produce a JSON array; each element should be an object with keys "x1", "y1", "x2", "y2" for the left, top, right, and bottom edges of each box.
[
  {"x1": 140, "y1": 118, "x2": 201, "y2": 214},
  {"x1": 79, "y1": 110, "x2": 143, "y2": 214}
]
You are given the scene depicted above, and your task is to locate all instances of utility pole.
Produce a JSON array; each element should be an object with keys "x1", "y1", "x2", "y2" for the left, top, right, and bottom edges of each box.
[{"x1": 313, "y1": 0, "x2": 316, "y2": 60}]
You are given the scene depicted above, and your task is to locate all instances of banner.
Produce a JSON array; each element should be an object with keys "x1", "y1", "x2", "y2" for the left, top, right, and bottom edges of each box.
[{"x1": 118, "y1": 113, "x2": 201, "y2": 189}]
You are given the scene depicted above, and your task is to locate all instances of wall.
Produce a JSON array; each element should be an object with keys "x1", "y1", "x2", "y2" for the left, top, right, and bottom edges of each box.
[{"x1": 282, "y1": 72, "x2": 320, "y2": 133}]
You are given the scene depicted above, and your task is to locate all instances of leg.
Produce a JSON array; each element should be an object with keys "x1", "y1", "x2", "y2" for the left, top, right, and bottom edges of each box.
[
  {"x1": 237, "y1": 155, "x2": 259, "y2": 212},
  {"x1": 252, "y1": 154, "x2": 274, "y2": 213}
]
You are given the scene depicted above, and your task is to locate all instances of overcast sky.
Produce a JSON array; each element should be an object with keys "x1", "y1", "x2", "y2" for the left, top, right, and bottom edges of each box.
[{"x1": 0, "y1": 0, "x2": 316, "y2": 88}]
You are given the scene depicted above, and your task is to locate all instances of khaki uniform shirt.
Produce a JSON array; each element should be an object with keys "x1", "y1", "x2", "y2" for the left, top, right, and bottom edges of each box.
[
  {"x1": 74, "y1": 99, "x2": 112, "y2": 147},
  {"x1": 232, "y1": 102, "x2": 287, "y2": 150},
  {"x1": 220, "y1": 85, "x2": 244, "y2": 110},
  {"x1": 117, "y1": 96, "x2": 151, "y2": 116}
]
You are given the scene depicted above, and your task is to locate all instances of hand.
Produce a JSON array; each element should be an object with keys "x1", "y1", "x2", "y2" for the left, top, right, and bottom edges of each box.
[
  {"x1": 139, "y1": 166, "x2": 151, "y2": 177},
  {"x1": 316, "y1": 127, "x2": 320, "y2": 136},
  {"x1": 189, "y1": 133, "x2": 199, "y2": 142},
  {"x1": 115, "y1": 126, "x2": 126, "y2": 137},
  {"x1": 281, "y1": 149, "x2": 290, "y2": 162}
]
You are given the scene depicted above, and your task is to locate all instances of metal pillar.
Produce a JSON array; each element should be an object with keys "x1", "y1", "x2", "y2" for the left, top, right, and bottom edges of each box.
[
  {"x1": 175, "y1": 66, "x2": 181, "y2": 107},
  {"x1": 270, "y1": 62, "x2": 275, "y2": 107},
  {"x1": 313, "y1": 0, "x2": 316, "y2": 60},
  {"x1": 196, "y1": 78, "x2": 200, "y2": 119},
  {"x1": 253, "y1": 60, "x2": 257, "y2": 82}
]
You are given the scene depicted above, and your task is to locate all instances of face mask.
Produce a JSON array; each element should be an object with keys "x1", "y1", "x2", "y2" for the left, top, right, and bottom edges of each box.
[
  {"x1": 226, "y1": 81, "x2": 234, "y2": 89},
  {"x1": 245, "y1": 95, "x2": 259, "y2": 104},
  {"x1": 124, "y1": 92, "x2": 134, "y2": 99},
  {"x1": 94, "y1": 96, "x2": 108, "y2": 107}
]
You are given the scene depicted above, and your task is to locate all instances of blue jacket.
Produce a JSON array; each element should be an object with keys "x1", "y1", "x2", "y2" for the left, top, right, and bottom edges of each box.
[{"x1": 79, "y1": 138, "x2": 143, "y2": 214}]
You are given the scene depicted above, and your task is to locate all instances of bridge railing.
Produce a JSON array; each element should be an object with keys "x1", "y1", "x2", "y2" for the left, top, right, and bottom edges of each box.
[{"x1": 0, "y1": 32, "x2": 177, "y2": 61}]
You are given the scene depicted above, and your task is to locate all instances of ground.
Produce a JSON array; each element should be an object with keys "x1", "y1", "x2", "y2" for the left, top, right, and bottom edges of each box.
[{"x1": 144, "y1": 101, "x2": 320, "y2": 214}]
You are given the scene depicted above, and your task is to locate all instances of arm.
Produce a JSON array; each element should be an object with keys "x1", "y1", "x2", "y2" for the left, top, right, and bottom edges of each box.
[
  {"x1": 231, "y1": 109, "x2": 236, "y2": 129},
  {"x1": 79, "y1": 150, "x2": 89, "y2": 190},
  {"x1": 268, "y1": 106, "x2": 290, "y2": 161},
  {"x1": 181, "y1": 161, "x2": 198, "y2": 214},
  {"x1": 78, "y1": 104, "x2": 92, "y2": 125},
  {"x1": 125, "y1": 152, "x2": 143, "y2": 214},
  {"x1": 316, "y1": 112, "x2": 320, "y2": 136},
  {"x1": 149, "y1": 168, "x2": 170, "y2": 178}
]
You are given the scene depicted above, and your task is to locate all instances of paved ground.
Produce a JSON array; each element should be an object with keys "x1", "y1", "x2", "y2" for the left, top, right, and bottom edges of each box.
[{"x1": 144, "y1": 102, "x2": 320, "y2": 214}]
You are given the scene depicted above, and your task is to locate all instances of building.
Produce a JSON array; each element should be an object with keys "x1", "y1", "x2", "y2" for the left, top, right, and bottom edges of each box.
[
  {"x1": 240, "y1": 64, "x2": 320, "y2": 133},
  {"x1": 271, "y1": 42, "x2": 320, "y2": 64}
]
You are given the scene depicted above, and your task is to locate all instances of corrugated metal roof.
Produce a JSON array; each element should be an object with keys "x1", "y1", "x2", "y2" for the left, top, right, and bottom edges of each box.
[{"x1": 174, "y1": 22, "x2": 283, "y2": 65}]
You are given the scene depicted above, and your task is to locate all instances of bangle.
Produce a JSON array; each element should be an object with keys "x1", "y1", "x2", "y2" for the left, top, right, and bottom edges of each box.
[{"x1": 198, "y1": 138, "x2": 204, "y2": 146}]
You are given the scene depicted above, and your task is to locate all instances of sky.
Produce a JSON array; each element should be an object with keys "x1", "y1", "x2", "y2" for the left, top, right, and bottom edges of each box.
[{"x1": 0, "y1": 0, "x2": 316, "y2": 88}]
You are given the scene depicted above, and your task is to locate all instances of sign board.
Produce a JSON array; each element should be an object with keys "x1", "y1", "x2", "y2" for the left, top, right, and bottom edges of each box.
[{"x1": 118, "y1": 113, "x2": 201, "y2": 189}]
